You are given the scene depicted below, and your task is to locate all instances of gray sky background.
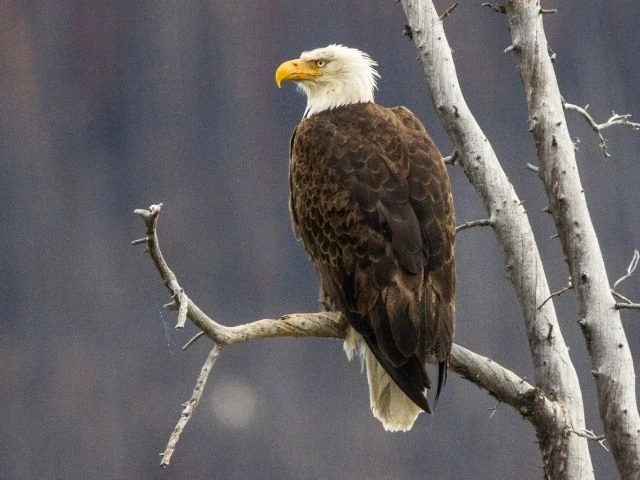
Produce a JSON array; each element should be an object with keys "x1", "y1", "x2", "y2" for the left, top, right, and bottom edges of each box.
[{"x1": 2, "y1": 1, "x2": 639, "y2": 478}]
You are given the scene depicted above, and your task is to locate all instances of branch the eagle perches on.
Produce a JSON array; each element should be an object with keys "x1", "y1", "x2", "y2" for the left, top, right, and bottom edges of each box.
[{"x1": 133, "y1": 203, "x2": 554, "y2": 468}]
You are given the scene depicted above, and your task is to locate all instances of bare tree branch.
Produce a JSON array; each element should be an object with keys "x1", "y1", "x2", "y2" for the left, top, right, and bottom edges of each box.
[
  {"x1": 443, "y1": 150, "x2": 459, "y2": 165},
  {"x1": 481, "y1": 3, "x2": 505, "y2": 14},
  {"x1": 615, "y1": 303, "x2": 640, "y2": 311},
  {"x1": 134, "y1": 205, "x2": 346, "y2": 345},
  {"x1": 613, "y1": 249, "x2": 639, "y2": 290},
  {"x1": 133, "y1": 204, "x2": 529, "y2": 386},
  {"x1": 563, "y1": 102, "x2": 640, "y2": 158},
  {"x1": 134, "y1": 204, "x2": 565, "y2": 465},
  {"x1": 160, "y1": 344, "x2": 222, "y2": 468},
  {"x1": 572, "y1": 429, "x2": 609, "y2": 452},
  {"x1": 611, "y1": 251, "x2": 640, "y2": 310},
  {"x1": 183, "y1": 331, "x2": 206, "y2": 351},
  {"x1": 612, "y1": 290, "x2": 634, "y2": 305},
  {"x1": 538, "y1": 280, "x2": 573, "y2": 310},
  {"x1": 504, "y1": 2, "x2": 640, "y2": 477},
  {"x1": 439, "y1": 2, "x2": 458, "y2": 20},
  {"x1": 455, "y1": 218, "x2": 493, "y2": 233}
]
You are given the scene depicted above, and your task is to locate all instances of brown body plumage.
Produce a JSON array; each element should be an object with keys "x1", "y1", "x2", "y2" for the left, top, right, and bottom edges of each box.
[{"x1": 277, "y1": 46, "x2": 455, "y2": 431}]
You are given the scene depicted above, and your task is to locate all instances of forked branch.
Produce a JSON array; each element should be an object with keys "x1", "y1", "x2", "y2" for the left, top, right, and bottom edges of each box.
[
  {"x1": 563, "y1": 101, "x2": 640, "y2": 158},
  {"x1": 612, "y1": 250, "x2": 640, "y2": 310},
  {"x1": 134, "y1": 204, "x2": 557, "y2": 466}
]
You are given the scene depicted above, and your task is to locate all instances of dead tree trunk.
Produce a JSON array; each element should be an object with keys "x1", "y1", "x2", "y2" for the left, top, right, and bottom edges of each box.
[
  {"x1": 504, "y1": 1, "x2": 640, "y2": 477},
  {"x1": 400, "y1": 0, "x2": 639, "y2": 478}
]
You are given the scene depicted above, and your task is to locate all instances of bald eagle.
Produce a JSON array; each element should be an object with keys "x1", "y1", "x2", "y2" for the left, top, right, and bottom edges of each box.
[{"x1": 275, "y1": 45, "x2": 455, "y2": 431}]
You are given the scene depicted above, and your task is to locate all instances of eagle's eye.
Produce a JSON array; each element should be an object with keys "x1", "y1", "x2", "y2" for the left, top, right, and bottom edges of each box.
[{"x1": 315, "y1": 60, "x2": 326, "y2": 68}]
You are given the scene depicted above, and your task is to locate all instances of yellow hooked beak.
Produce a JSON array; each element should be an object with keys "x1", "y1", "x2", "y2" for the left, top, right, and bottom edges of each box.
[{"x1": 275, "y1": 59, "x2": 322, "y2": 88}]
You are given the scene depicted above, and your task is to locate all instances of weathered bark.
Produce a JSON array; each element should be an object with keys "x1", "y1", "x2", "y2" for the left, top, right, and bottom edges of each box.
[
  {"x1": 399, "y1": 1, "x2": 592, "y2": 477},
  {"x1": 504, "y1": 1, "x2": 640, "y2": 477}
]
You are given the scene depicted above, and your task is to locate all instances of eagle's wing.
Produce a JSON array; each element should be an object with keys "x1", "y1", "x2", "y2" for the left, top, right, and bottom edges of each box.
[
  {"x1": 289, "y1": 103, "x2": 455, "y2": 411},
  {"x1": 391, "y1": 105, "x2": 456, "y2": 401}
]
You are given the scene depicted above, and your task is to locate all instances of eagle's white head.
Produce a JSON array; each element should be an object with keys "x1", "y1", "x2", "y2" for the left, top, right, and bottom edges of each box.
[{"x1": 275, "y1": 44, "x2": 379, "y2": 117}]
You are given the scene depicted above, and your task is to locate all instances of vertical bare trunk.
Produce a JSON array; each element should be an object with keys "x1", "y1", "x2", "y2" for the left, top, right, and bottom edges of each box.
[{"x1": 504, "y1": 1, "x2": 640, "y2": 477}]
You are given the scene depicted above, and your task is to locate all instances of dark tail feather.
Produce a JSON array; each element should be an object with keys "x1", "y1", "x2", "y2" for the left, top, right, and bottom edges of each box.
[{"x1": 433, "y1": 360, "x2": 448, "y2": 407}]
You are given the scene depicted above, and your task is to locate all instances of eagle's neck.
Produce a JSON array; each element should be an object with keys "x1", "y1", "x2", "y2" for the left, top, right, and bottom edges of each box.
[{"x1": 300, "y1": 76, "x2": 376, "y2": 118}]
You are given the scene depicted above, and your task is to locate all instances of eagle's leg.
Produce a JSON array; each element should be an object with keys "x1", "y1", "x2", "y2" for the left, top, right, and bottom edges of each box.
[{"x1": 318, "y1": 285, "x2": 335, "y2": 312}]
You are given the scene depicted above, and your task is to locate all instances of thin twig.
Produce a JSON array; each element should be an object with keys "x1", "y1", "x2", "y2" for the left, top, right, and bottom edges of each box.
[
  {"x1": 456, "y1": 218, "x2": 493, "y2": 232},
  {"x1": 611, "y1": 250, "x2": 640, "y2": 310},
  {"x1": 443, "y1": 150, "x2": 459, "y2": 165},
  {"x1": 133, "y1": 204, "x2": 189, "y2": 329},
  {"x1": 163, "y1": 300, "x2": 178, "y2": 311},
  {"x1": 613, "y1": 249, "x2": 639, "y2": 290},
  {"x1": 183, "y1": 331, "x2": 206, "y2": 351},
  {"x1": 612, "y1": 290, "x2": 634, "y2": 305},
  {"x1": 160, "y1": 344, "x2": 223, "y2": 467},
  {"x1": 439, "y1": 2, "x2": 458, "y2": 20},
  {"x1": 572, "y1": 428, "x2": 609, "y2": 452},
  {"x1": 616, "y1": 303, "x2": 640, "y2": 311},
  {"x1": 563, "y1": 102, "x2": 640, "y2": 158},
  {"x1": 481, "y1": 3, "x2": 505, "y2": 14},
  {"x1": 538, "y1": 281, "x2": 573, "y2": 310}
]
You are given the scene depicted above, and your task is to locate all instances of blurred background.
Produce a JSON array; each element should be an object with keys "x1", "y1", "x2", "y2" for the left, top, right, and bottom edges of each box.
[{"x1": 2, "y1": 1, "x2": 639, "y2": 478}]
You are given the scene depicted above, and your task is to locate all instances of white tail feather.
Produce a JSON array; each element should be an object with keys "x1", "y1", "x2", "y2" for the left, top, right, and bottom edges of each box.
[{"x1": 343, "y1": 327, "x2": 422, "y2": 431}]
